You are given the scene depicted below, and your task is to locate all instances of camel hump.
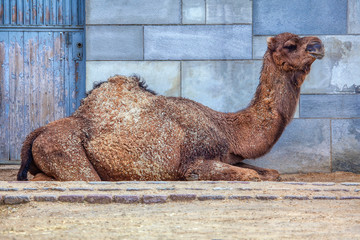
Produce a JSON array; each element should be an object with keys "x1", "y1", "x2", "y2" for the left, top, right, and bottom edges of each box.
[
  {"x1": 108, "y1": 75, "x2": 130, "y2": 84},
  {"x1": 108, "y1": 75, "x2": 156, "y2": 95}
]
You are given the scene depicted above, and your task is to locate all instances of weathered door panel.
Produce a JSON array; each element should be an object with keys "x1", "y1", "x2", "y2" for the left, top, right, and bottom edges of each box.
[
  {"x1": 0, "y1": 0, "x2": 85, "y2": 163},
  {"x1": 8, "y1": 31, "x2": 25, "y2": 161},
  {"x1": 0, "y1": 32, "x2": 10, "y2": 161}
]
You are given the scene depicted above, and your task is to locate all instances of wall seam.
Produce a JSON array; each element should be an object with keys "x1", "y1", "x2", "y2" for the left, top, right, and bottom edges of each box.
[
  {"x1": 347, "y1": 0, "x2": 349, "y2": 34},
  {"x1": 330, "y1": 119, "x2": 333, "y2": 172},
  {"x1": 142, "y1": 25, "x2": 145, "y2": 60}
]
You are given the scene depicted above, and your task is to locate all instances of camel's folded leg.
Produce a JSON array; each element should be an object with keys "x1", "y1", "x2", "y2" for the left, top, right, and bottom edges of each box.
[
  {"x1": 234, "y1": 162, "x2": 280, "y2": 181},
  {"x1": 184, "y1": 159, "x2": 261, "y2": 181}
]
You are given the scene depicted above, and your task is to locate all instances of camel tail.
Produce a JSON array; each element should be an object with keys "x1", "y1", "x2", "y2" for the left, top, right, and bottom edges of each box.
[{"x1": 17, "y1": 127, "x2": 45, "y2": 181}]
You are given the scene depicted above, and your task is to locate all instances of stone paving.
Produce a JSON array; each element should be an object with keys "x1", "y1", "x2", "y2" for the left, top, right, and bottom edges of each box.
[{"x1": 0, "y1": 180, "x2": 359, "y2": 205}]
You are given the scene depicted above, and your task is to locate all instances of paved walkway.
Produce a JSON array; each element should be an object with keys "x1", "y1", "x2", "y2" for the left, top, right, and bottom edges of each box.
[
  {"x1": 1, "y1": 180, "x2": 360, "y2": 239},
  {"x1": 1, "y1": 180, "x2": 359, "y2": 205}
]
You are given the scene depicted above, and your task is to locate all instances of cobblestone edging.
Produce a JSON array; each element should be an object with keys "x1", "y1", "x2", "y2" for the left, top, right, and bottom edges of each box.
[{"x1": 0, "y1": 181, "x2": 359, "y2": 205}]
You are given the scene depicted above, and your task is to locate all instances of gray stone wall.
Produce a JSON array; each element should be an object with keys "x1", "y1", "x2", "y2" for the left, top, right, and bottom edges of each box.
[{"x1": 86, "y1": 0, "x2": 360, "y2": 174}]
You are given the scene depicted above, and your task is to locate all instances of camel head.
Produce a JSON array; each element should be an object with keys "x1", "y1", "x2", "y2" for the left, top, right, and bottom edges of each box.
[{"x1": 266, "y1": 32, "x2": 325, "y2": 73}]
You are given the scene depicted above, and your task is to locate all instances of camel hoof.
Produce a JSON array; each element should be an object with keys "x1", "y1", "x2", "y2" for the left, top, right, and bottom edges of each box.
[{"x1": 259, "y1": 169, "x2": 280, "y2": 181}]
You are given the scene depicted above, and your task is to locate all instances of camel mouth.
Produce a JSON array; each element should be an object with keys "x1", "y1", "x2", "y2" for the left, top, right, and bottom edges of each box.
[{"x1": 310, "y1": 52, "x2": 325, "y2": 59}]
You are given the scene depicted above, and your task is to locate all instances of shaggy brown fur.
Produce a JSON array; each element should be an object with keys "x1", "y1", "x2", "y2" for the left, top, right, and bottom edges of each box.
[{"x1": 17, "y1": 33, "x2": 324, "y2": 181}]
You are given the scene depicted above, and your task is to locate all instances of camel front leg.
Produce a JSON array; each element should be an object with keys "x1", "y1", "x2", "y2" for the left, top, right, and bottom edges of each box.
[
  {"x1": 234, "y1": 162, "x2": 280, "y2": 181},
  {"x1": 184, "y1": 159, "x2": 261, "y2": 181}
]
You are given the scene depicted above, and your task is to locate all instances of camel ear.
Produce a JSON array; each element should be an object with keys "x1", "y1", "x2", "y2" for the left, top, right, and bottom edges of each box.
[{"x1": 267, "y1": 37, "x2": 275, "y2": 51}]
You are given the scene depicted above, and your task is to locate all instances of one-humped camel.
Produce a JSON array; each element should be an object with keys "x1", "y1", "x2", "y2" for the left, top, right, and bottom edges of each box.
[{"x1": 17, "y1": 32, "x2": 324, "y2": 181}]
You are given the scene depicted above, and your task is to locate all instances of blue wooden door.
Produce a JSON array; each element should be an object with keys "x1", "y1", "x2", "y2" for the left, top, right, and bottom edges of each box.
[{"x1": 0, "y1": 1, "x2": 85, "y2": 163}]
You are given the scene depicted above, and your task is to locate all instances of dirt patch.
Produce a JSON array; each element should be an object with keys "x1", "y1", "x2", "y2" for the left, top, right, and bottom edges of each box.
[
  {"x1": 2, "y1": 165, "x2": 360, "y2": 182},
  {"x1": 1, "y1": 200, "x2": 360, "y2": 239},
  {"x1": 0, "y1": 165, "x2": 20, "y2": 181},
  {"x1": 281, "y1": 171, "x2": 360, "y2": 182}
]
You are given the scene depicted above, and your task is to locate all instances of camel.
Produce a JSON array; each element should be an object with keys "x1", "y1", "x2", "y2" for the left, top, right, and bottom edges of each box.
[{"x1": 17, "y1": 32, "x2": 324, "y2": 181}]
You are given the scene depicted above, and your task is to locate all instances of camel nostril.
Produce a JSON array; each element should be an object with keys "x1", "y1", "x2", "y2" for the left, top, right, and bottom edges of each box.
[{"x1": 306, "y1": 42, "x2": 322, "y2": 52}]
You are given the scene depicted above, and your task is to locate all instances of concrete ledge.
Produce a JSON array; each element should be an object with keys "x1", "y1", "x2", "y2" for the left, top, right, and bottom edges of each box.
[{"x1": 0, "y1": 181, "x2": 359, "y2": 205}]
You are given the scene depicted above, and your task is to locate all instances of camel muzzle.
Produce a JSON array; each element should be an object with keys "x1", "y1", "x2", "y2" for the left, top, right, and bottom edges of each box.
[{"x1": 306, "y1": 42, "x2": 325, "y2": 59}]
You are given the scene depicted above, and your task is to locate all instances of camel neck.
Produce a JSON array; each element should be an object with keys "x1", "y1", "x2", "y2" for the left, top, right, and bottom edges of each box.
[
  {"x1": 225, "y1": 57, "x2": 304, "y2": 159},
  {"x1": 250, "y1": 60, "x2": 302, "y2": 123}
]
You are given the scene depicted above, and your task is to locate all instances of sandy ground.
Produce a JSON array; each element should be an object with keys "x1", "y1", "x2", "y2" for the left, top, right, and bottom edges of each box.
[
  {"x1": 1, "y1": 165, "x2": 360, "y2": 239},
  {"x1": 1, "y1": 199, "x2": 360, "y2": 239}
]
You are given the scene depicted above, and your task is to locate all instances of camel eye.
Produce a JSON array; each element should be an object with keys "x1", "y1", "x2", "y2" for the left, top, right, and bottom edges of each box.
[{"x1": 284, "y1": 44, "x2": 297, "y2": 51}]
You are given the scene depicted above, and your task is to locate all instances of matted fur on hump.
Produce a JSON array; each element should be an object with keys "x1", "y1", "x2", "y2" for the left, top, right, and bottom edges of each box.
[
  {"x1": 84, "y1": 75, "x2": 156, "y2": 98},
  {"x1": 74, "y1": 75, "x2": 156, "y2": 126}
]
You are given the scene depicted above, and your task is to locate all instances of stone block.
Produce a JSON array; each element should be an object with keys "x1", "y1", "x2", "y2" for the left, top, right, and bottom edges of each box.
[
  {"x1": 144, "y1": 25, "x2": 252, "y2": 60},
  {"x1": 113, "y1": 195, "x2": 140, "y2": 204},
  {"x1": 332, "y1": 119, "x2": 360, "y2": 173},
  {"x1": 244, "y1": 119, "x2": 331, "y2": 174},
  {"x1": 86, "y1": 26, "x2": 143, "y2": 60},
  {"x1": 348, "y1": 0, "x2": 360, "y2": 34},
  {"x1": 157, "y1": 187, "x2": 175, "y2": 191},
  {"x1": 253, "y1": 0, "x2": 347, "y2": 35},
  {"x1": 228, "y1": 195, "x2": 253, "y2": 200},
  {"x1": 312, "y1": 183, "x2": 335, "y2": 186},
  {"x1": 303, "y1": 36, "x2": 360, "y2": 94},
  {"x1": 340, "y1": 196, "x2": 360, "y2": 200},
  {"x1": 213, "y1": 187, "x2": 233, "y2": 191},
  {"x1": 181, "y1": 61, "x2": 262, "y2": 112},
  {"x1": 98, "y1": 188, "x2": 122, "y2": 191},
  {"x1": 169, "y1": 194, "x2": 197, "y2": 201},
  {"x1": 323, "y1": 189, "x2": 349, "y2": 192},
  {"x1": 206, "y1": 0, "x2": 252, "y2": 24},
  {"x1": 198, "y1": 195, "x2": 226, "y2": 201},
  {"x1": 143, "y1": 195, "x2": 168, "y2": 204},
  {"x1": 284, "y1": 196, "x2": 309, "y2": 200},
  {"x1": 0, "y1": 188, "x2": 18, "y2": 191},
  {"x1": 34, "y1": 195, "x2": 57, "y2": 202},
  {"x1": 182, "y1": 0, "x2": 205, "y2": 24},
  {"x1": 283, "y1": 182, "x2": 307, "y2": 186},
  {"x1": 86, "y1": 0, "x2": 181, "y2": 24},
  {"x1": 126, "y1": 188, "x2": 151, "y2": 191},
  {"x1": 4, "y1": 195, "x2": 30, "y2": 205},
  {"x1": 228, "y1": 181, "x2": 250, "y2": 184},
  {"x1": 255, "y1": 195, "x2": 278, "y2": 200},
  {"x1": 341, "y1": 183, "x2": 360, "y2": 186},
  {"x1": 88, "y1": 182, "x2": 112, "y2": 185},
  {"x1": 185, "y1": 188, "x2": 206, "y2": 191},
  {"x1": 43, "y1": 187, "x2": 66, "y2": 191},
  {"x1": 146, "y1": 181, "x2": 169, "y2": 184},
  {"x1": 69, "y1": 187, "x2": 94, "y2": 191},
  {"x1": 85, "y1": 195, "x2": 112, "y2": 204},
  {"x1": 86, "y1": 61, "x2": 180, "y2": 97},
  {"x1": 300, "y1": 95, "x2": 360, "y2": 118},
  {"x1": 237, "y1": 187, "x2": 254, "y2": 191},
  {"x1": 58, "y1": 195, "x2": 85, "y2": 203},
  {"x1": 312, "y1": 196, "x2": 337, "y2": 200}
]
